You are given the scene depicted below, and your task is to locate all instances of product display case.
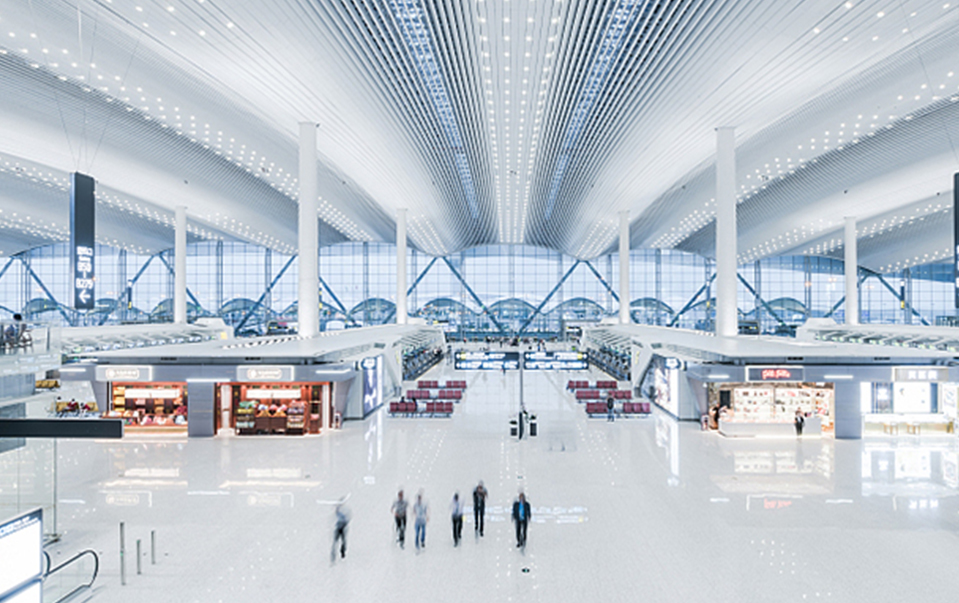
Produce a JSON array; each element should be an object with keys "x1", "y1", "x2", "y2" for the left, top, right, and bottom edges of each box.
[{"x1": 103, "y1": 382, "x2": 188, "y2": 430}]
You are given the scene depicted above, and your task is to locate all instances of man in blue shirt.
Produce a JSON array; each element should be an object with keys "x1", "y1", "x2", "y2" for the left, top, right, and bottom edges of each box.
[{"x1": 511, "y1": 490, "x2": 531, "y2": 549}]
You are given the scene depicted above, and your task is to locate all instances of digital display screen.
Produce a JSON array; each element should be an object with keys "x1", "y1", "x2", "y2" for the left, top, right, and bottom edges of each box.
[
  {"x1": 362, "y1": 356, "x2": 382, "y2": 415},
  {"x1": 523, "y1": 351, "x2": 587, "y2": 370},
  {"x1": 746, "y1": 366, "x2": 804, "y2": 382},
  {"x1": 70, "y1": 172, "x2": 96, "y2": 310},
  {"x1": 454, "y1": 351, "x2": 520, "y2": 371},
  {"x1": 0, "y1": 509, "x2": 42, "y2": 599}
]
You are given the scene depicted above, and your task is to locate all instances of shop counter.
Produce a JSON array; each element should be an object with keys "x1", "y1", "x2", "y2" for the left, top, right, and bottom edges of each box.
[
  {"x1": 719, "y1": 416, "x2": 822, "y2": 438},
  {"x1": 863, "y1": 413, "x2": 953, "y2": 436}
]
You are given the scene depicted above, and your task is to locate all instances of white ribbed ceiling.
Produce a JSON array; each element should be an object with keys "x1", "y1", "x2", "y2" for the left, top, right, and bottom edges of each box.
[{"x1": 0, "y1": 0, "x2": 957, "y2": 271}]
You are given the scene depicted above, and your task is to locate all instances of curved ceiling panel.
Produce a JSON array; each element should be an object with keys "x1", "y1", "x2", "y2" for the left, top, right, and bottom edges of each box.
[{"x1": 0, "y1": 0, "x2": 956, "y2": 272}]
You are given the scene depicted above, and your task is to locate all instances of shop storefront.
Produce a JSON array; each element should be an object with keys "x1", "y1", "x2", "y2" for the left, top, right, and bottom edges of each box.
[
  {"x1": 708, "y1": 367, "x2": 834, "y2": 438},
  {"x1": 105, "y1": 381, "x2": 188, "y2": 429},
  {"x1": 96, "y1": 366, "x2": 189, "y2": 431},
  {"x1": 861, "y1": 367, "x2": 954, "y2": 436},
  {"x1": 218, "y1": 382, "x2": 328, "y2": 435}
]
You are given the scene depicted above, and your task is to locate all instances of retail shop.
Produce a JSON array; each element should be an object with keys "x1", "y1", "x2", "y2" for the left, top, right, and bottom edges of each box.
[
  {"x1": 217, "y1": 366, "x2": 332, "y2": 435},
  {"x1": 96, "y1": 366, "x2": 189, "y2": 431},
  {"x1": 861, "y1": 367, "x2": 955, "y2": 436},
  {"x1": 705, "y1": 367, "x2": 835, "y2": 437}
]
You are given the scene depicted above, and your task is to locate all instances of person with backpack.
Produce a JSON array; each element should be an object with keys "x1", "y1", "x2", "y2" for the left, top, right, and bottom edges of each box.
[{"x1": 606, "y1": 396, "x2": 615, "y2": 422}]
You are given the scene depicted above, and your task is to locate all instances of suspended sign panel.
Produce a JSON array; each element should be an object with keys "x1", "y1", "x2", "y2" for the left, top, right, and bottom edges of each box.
[
  {"x1": 523, "y1": 351, "x2": 587, "y2": 370},
  {"x1": 70, "y1": 172, "x2": 95, "y2": 310},
  {"x1": 454, "y1": 351, "x2": 520, "y2": 371}
]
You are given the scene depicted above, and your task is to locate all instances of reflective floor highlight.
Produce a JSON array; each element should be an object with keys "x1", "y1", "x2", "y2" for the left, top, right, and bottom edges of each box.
[{"x1": 48, "y1": 363, "x2": 959, "y2": 602}]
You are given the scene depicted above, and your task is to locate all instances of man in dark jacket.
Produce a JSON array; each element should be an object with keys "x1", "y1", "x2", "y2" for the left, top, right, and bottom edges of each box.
[
  {"x1": 473, "y1": 481, "x2": 488, "y2": 537},
  {"x1": 511, "y1": 491, "x2": 531, "y2": 549}
]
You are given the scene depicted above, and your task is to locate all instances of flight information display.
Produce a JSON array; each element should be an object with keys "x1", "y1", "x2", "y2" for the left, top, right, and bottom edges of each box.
[
  {"x1": 454, "y1": 351, "x2": 520, "y2": 371},
  {"x1": 523, "y1": 351, "x2": 588, "y2": 370}
]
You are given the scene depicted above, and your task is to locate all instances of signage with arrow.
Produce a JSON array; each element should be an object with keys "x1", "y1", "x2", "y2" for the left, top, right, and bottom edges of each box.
[{"x1": 71, "y1": 173, "x2": 96, "y2": 310}]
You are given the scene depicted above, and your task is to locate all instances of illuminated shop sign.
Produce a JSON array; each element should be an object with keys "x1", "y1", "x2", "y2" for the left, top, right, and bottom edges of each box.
[
  {"x1": 454, "y1": 351, "x2": 520, "y2": 371},
  {"x1": 893, "y1": 367, "x2": 949, "y2": 382},
  {"x1": 746, "y1": 366, "x2": 804, "y2": 382},
  {"x1": 523, "y1": 351, "x2": 587, "y2": 370},
  {"x1": 236, "y1": 366, "x2": 294, "y2": 382},
  {"x1": 96, "y1": 365, "x2": 154, "y2": 382}
]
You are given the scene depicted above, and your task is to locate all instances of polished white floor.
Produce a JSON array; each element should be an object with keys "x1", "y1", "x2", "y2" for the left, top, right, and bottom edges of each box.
[{"x1": 47, "y1": 356, "x2": 959, "y2": 602}]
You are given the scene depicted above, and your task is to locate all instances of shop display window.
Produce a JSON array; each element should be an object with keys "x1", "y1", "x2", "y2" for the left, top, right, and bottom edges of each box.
[
  {"x1": 709, "y1": 382, "x2": 834, "y2": 429},
  {"x1": 104, "y1": 382, "x2": 188, "y2": 429},
  {"x1": 227, "y1": 383, "x2": 326, "y2": 435}
]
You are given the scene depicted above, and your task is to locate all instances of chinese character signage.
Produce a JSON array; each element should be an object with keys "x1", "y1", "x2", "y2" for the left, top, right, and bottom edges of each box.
[
  {"x1": 70, "y1": 172, "x2": 96, "y2": 310},
  {"x1": 523, "y1": 351, "x2": 587, "y2": 370},
  {"x1": 454, "y1": 351, "x2": 520, "y2": 370}
]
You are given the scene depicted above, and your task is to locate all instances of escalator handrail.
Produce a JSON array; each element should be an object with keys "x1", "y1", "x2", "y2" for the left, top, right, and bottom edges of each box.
[{"x1": 43, "y1": 549, "x2": 99, "y2": 602}]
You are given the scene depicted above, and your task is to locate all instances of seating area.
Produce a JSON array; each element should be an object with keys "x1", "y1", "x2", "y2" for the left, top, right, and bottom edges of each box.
[
  {"x1": 569, "y1": 380, "x2": 631, "y2": 401},
  {"x1": 389, "y1": 400, "x2": 455, "y2": 417},
  {"x1": 585, "y1": 401, "x2": 651, "y2": 417},
  {"x1": 391, "y1": 379, "x2": 467, "y2": 417}
]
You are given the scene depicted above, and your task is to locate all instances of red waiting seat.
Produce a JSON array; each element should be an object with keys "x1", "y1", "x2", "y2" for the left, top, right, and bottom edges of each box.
[{"x1": 452, "y1": 390, "x2": 462, "y2": 400}]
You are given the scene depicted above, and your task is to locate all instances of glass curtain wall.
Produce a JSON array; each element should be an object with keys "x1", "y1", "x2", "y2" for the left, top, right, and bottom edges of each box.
[{"x1": 0, "y1": 241, "x2": 954, "y2": 336}]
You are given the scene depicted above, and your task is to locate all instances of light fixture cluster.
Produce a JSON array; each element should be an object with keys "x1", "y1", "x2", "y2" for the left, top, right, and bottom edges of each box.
[
  {"x1": 1, "y1": 12, "x2": 373, "y2": 248},
  {"x1": 479, "y1": 0, "x2": 563, "y2": 244},
  {"x1": 575, "y1": 219, "x2": 617, "y2": 259},
  {"x1": 650, "y1": 199, "x2": 717, "y2": 249},
  {"x1": 408, "y1": 214, "x2": 445, "y2": 256},
  {"x1": 202, "y1": 211, "x2": 295, "y2": 255},
  {"x1": 878, "y1": 246, "x2": 953, "y2": 273},
  {"x1": 318, "y1": 198, "x2": 371, "y2": 241}
]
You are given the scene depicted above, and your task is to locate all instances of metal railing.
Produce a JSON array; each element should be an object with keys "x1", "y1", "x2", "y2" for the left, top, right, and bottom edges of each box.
[{"x1": 42, "y1": 548, "x2": 99, "y2": 603}]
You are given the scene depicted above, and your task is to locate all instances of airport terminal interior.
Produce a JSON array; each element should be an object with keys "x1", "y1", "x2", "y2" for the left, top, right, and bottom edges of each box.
[{"x1": 3, "y1": 0, "x2": 959, "y2": 601}]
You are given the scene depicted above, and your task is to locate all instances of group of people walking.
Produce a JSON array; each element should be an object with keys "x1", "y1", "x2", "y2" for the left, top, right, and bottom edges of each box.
[
  {"x1": 331, "y1": 481, "x2": 533, "y2": 563},
  {"x1": 390, "y1": 482, "x2": 531, "y2": 552}
]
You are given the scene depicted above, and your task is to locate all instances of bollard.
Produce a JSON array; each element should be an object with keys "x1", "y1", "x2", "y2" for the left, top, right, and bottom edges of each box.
[
  {"x1": 151, "y1": 530, "x2": 156, "y2": 565},
  {"x1": 120, "y1": 522, "x2": 126, "y2": 586},
  {"x1": 136, "y1": 539, "x2": 142, "y2": 575}
]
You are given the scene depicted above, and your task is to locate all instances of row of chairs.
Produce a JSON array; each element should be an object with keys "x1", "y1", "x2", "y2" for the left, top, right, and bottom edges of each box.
[
  {"x1": 407, "y1": 389, "x2": 463, "y2": 400},
  {"x1": 574, "y1": 389, "x2": 631, "y2": 400},
  {"x1": 584, "y1": 401, "x2": 651, "y2": 415},
  {"x1": 417, "y1": 380, "x2": 467, "y2": 389},
  {"x1": 567, "y1": 380, "x2": 619, "y2": 390},
  {"x1": 389, "y1": 401, "x2": 455, "y2": 416}
]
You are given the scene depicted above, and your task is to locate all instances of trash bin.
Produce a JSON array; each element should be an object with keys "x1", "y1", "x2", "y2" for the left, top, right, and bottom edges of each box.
[
  {"x1": 510, "y1": 419, "x2": 518, "y2": 437},
  {"x1": 529, "y1": 422, "x2": 537, "y2": 437}
]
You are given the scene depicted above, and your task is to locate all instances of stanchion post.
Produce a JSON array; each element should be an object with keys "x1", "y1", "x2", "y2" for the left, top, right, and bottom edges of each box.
[
  {"x1": 119, "y1": 522, "x2": 126, "y2": 586},
  {"x1": 136, "y1": 539, "x2": 142, "y2": 575},
  {"x1": 151, "y1": 530, "x2": 156, "y2": 565}
]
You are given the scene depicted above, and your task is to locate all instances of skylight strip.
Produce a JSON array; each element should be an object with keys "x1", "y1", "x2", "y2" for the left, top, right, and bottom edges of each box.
[
  {"x1": 544, "y1": 0, "x2": 647, "y2": 220},
  {"x1": 389, "y1": 0, "x2": 479, "y2": 219}
]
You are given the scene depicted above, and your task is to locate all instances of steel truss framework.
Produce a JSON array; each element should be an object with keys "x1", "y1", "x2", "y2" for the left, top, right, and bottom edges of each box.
[{"x1": 0, "y1": 243, "x2": 939, "y2": 333}]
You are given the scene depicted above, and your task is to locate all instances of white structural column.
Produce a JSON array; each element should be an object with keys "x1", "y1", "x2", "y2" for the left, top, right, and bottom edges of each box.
[
  {"x1": 618, "y1": 210, "x2": 630, "y2": 324},
  {"x1": 844, "y1": 216, "x2": 859, "y2": 325},
  {"x1": 174, "y1": 205, "x2": 187, "y2": 324},
  {"x1": 396, "y1": 208, "x2": 408, "y2": 325},
  {"x1": 715, "y1": 127, "x2": 738, "y2": 338},
  {"x1": 298, "y1": 122, "x2": 319, "y2": 337}
]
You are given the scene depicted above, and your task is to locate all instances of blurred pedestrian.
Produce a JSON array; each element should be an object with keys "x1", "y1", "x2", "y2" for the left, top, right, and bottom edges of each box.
[
  {"x1": 414, "y1": 490, "x2": 429, "y2": 552},
  {"x1": 472, "y1": 481, "x2": 488, "y2": 537},
  {"x1": 451, "y1": 492, "x2": 464, "y2": 546},
  {"x1": 512, "y1": 490, "x2": 531, "y2": 549},
  {"x1": 606, "y1": 396, "x2": 615, "y2": 422},
  {"x1": 391, "y1": 489, "x2": 408, "y2": 548},
  {"x1": 331, "y1": 499, "x2": 350, "y2": 563}
]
